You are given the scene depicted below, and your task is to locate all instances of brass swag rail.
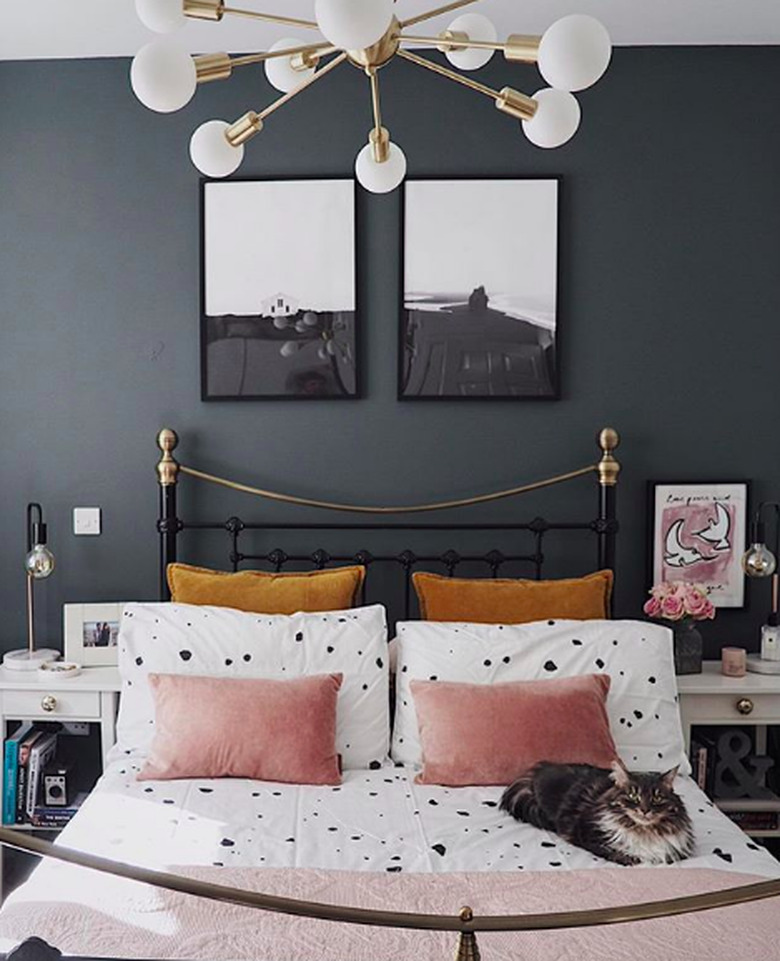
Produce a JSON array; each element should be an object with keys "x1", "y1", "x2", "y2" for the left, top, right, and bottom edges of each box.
[{"x1": 1, "y1": 829, "x2": 779, "y2": 937}]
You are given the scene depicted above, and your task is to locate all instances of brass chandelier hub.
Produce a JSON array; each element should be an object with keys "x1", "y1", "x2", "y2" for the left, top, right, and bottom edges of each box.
[{"x1": 347, "y1": 17, "x2": 401, "y2": 70}]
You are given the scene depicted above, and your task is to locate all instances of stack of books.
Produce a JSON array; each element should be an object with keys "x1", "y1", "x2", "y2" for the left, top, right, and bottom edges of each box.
[{"x1": 2, "y1": 721, "x2": 84, "y2": 828}]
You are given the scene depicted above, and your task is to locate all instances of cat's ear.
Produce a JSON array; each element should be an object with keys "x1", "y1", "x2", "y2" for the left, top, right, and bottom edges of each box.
[
  {"x1": 660, "y1": 766, "x2": 679, "y2": 789},
  {"x1": 610, "y1": 759, "x2": 631, "y2": 788}
]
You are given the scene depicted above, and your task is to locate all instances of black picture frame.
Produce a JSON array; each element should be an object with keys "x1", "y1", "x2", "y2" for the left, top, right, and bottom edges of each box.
[
  {"x1": 200, "y1": 176, "x2": 361, "y2": 401},
  {"x1": 398, "y1": 175, "x2": 562, "y2": 401},
  {"x1": 646, "y1": 479, "x2": 751, "y2": 610}
]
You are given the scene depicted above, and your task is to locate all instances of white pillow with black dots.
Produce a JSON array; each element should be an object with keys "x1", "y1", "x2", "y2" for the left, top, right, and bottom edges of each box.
[
  {"x1": 392, "y1": 618, "x2": 689, "y2": 776},
  {"x1": 111, "y1": 602, "x2": 389, "y2": 771}
]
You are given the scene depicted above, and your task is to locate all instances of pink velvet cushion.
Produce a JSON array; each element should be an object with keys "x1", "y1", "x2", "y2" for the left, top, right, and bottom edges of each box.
[
  {"x1": 137, "y1": 672, "x2": 343, "y2": 785},
  {"x1": 411, "y1": 674, "x2": 618, "y2": 786}
]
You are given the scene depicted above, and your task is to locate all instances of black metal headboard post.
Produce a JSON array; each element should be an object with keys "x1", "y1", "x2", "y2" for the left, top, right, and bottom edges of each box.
[
  {"x1": 155, "y1": 427, "x2": 621, "y2": 610},
  {"x1": 156, "y1": 428, "x2": 180, "y2": 601}
]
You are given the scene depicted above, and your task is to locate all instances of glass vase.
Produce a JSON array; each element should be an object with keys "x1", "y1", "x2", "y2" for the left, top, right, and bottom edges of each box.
[{"x1": 671, "y1": 619, "x2": 703, "y2": 675}]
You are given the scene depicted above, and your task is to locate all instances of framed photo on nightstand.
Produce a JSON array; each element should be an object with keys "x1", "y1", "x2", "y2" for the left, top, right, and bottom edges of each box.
[
  {"x1": 64, "y1": 603, "x2": 124, "y2": 666},
  {"x1": 648, "y1": 481, "x2": 750, "y2": 608}
]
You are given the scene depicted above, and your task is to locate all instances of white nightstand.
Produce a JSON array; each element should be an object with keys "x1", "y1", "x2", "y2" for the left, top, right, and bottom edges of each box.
[{"x1": 677, "y1": 661, "x2": 780, "y2": 837}]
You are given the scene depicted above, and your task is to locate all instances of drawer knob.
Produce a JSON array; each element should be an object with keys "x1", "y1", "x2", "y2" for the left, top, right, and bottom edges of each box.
[
  {"x1": 736, "y1": 697, "x2": 754, "y2": 716},
  {"x1": 41, "y1": 694, "x2": 57, "y2": 713}
]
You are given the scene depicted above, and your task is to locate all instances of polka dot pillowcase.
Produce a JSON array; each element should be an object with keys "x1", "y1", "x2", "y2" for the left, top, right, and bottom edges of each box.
[
  {"x1": 112, "y1": 602, "x2": 389, "y2": 771},
  {"x1": 392, "y1": 618, "x2": 689, "y2": 776}
]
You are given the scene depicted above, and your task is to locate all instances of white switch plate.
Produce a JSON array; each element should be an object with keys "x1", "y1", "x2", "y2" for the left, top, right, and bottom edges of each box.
[{"x1": 73, "y1": 507, "x2": 101, "y2": 536}]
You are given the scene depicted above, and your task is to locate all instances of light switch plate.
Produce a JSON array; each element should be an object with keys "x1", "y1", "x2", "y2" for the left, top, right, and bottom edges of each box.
[{"x1": 73, "y1": 507, "x2": 101, "y2": 536}]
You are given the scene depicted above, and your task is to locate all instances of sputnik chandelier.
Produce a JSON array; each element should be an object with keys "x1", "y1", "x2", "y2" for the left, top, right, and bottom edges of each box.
[{"x1": 130, "y1": 0, "x2": 612, "y2": 192}]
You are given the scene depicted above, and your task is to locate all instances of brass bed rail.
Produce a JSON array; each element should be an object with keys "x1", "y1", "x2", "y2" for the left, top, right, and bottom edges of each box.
[{"x1": 1, "y1": 828, "x2": 779, "y2": 957}]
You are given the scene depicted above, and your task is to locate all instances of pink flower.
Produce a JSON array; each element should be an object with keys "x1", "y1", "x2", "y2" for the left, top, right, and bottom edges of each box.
[
  {"x1": 704, "y1": 599, "x2": 716, "y2": 620},
  {"x1": 684, "y1": 590, "x2": 710, "y2": 619},
  {"x1": 660, "y1": 594, "x2": 685, "y2": 621},
  {"x1": 643, "y1": 596, "x2": 662, "y2": 618}
]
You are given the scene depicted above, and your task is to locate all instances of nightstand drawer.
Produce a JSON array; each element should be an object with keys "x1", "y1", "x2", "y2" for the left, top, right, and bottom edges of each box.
[
  {"x1": 683, "y1": 692, "x2": 780, "y2": 724},
  {"x1": 3, "y1": 689, "x2": 101, "y2": 719}
]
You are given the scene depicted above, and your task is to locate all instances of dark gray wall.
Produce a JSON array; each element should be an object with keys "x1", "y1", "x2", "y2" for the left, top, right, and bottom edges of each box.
[{"x1": 1, "y1": 47, "x2": 779, "y2": 657}]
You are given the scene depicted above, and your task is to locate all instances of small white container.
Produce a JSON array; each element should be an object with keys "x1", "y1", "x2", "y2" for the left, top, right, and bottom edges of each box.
[{"x1": 37, "y1": 661, "x2": 82, "y2": 681}]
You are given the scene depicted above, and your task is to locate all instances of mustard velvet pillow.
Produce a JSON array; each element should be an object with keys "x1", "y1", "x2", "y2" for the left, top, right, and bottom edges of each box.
[
  {"x1": 167, "y1": 563, "x2": 365, "y2": 614},
  {"x1": 412, "y1": 569, "x2": 613, "y2": 624}
]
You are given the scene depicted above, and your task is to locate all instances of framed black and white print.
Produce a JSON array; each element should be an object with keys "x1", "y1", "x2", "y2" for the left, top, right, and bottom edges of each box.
[
  {"x1": 201, "y1": 178, "x2": 358, "y2": 400},
  {"x1": 400, "y1": 178, "x2": 560, "y2": 400}
]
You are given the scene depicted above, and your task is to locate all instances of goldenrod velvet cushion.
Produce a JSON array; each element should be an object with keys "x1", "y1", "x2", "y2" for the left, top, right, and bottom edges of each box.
[
  {"x1": 167, "y1": 563, "x2": 365, "y2": 614},
  {"x1": 412, "y1": 569, "x2": 613, "y2": 624}
]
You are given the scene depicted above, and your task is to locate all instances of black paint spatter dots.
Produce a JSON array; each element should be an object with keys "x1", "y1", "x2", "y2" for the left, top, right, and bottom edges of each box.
[
  {"x1": 549, "y1": 861, "x2": 563, "y2": 868},
  {"x1": 376, "y1": 657, "x2": 384, "y2": 669},
  {"x1": 482, "y1": 800, "x2": 498, "y2": 808},
  {"x1": 401, "y1": 665, "x2": 408, "y2": 673},
  {"x1": 243, "y1": 654, "x2": 251, "y2": 662},
  {"x1": 713, "y1": 848, "x2": 733, "y2": 864},
  {"x1": 648, "y1": 676, "x2": 657, "y2": 684},
  {"x1": 285, "y1": 837, "x2": 295, "y2": 843},
  {"x1": 135, "y1": 656, "x2": 143, "y2": 666},
  {"x1": 619, "y1": 718, "x2": 626, "y2": 725},
  {"x1": 547, "y1": 620, "x2": 556, "y2": 626},
  {"x1": 571, "y1": 639, "x2": 583, "y2": 646},
  {"x1": 179, "y1": 650, "x2": 192, "y2": 662},
  {"x1": 327, "y1": 646, "x2": 335, "y2": 654},
  {"x1": 747, "y1": 842, "x2": 761, "y2": 851},
  {"x1": 502, "y1": 656, "x2": 511, "y2": 664},
  {"x1": 540, "y1": 841, "x2": 556, "y2": 848},
  {"x1": 612, "y1": 639, "x2": 619, "y2": 646},
  {"x1": 251, "y1": 792, "x2": 260, "y2": 797},
  {"x1": 369, "y1": 760, "x2": 381, "y2": 770},
  {"x1": 386, "y1": 866, "x2": 402, "y2": 873},
  {"x1": 338, "y1": 618, "x2": 346, "y2": 623},
  {"x1": 428, "y1": 799, "x2": 439, "y2": 806},
  {"x1": 272, "y1": 791, "x2": 282, "y2": 797},
  {"x1": 456, "y1": 811, "x2": 470, "y2": 817},
  {"x1": 163, "y1": 799, "x2": 174, "y2": 805},
  {"x1": 362, "y1": 683, "x2": 368, "y2": 691},
  {"x1": 144, "y1": 787, "x2": 154, "y2": 793},
  {"x1": 369, "y1": 792, "x2": 378, "y2": 798},
  {"x1": 483, "y1": 659, "x2": 492, "y2": 667},
  {"x1": 595, "y1": 658, "x2": 605, "y2": 669},
  {"x1": 198, "y1": 787, "x2": 213, "y2": 794},
  {"x1": 429, "y1": 675, "x2": 438, "y2": 681},
  {"x1": 543, "y1": 660, "x2": 557, "y2": 672},
  {"x1": 225, "y1": 658, "x2": 233, "y2": 666},
  {"x1": 220, "y1": 838, "x2": 235, "y2": 847},
  {"x1": 390, "y1": 855, "x2": 402, "y2": 861},
  {"x1": 633, "y1": 710, "x2": 643, "y2": 719},
  {"x1": 350, "y1": 835, "x2": 362, "y2": 841},
  {"x1": 295, "y1": 632, "x2": 304, "y2": 642},
  {"x1": 327, "y1": 827, "x2": 338, "y2": 832},
  {"x1": 213, "y1": 861, "x2": 224, "y2": 867}
]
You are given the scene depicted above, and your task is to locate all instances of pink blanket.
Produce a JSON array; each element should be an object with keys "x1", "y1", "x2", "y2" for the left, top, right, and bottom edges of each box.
[{"x1": 1, "y1": 865, "x2": 778, "y2": 960}]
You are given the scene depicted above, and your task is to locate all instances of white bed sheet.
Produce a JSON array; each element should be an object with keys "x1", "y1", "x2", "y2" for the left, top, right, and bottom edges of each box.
[{"x1": 8, "y1": 759, "x2": 780, "y2": 880}]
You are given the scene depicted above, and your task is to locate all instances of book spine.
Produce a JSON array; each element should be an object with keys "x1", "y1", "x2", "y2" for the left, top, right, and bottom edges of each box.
[
  {"x1": 15, "y1": 762, "x2": 27, "y2": 824},
  {"x1": 2, "y1": 739, "x2": 19, "y2": 826},
  {"x1": 26, "y1": 737, "x2": 56, "y2": 818}
]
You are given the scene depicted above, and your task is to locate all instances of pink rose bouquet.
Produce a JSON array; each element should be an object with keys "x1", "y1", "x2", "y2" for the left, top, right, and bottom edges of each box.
[{"x1": 643, "y1": 582, "x2": 715, "y2": 622}]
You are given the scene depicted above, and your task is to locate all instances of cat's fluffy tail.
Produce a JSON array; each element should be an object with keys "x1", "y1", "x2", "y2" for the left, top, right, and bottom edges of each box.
[{"x1": 500, "y1": 774, "x2": 549, "y2": 829}]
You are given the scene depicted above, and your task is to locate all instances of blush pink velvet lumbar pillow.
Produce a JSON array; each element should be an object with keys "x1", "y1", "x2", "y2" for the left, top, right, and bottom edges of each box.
[
  {"x1": 137, "y1": 672, "x2": 343, "y2": 785},
  {"x1": 411, "y1": 674, "x2": 618, "y2": 786}
]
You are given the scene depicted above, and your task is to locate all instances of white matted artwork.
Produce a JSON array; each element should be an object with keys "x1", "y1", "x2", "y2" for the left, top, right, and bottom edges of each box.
[
  {"x1": 401, "y1": 178, "x2": 559, "y2": 399},
  {"x1": 650, "y1": 482, "x2": 749, "y2": 608},
  {"x1": 202, "y1": 178, "x2": 357, "y2": 400},
  {"x1": 64, "y1": 604, "x2": 125, "y2": 666}
]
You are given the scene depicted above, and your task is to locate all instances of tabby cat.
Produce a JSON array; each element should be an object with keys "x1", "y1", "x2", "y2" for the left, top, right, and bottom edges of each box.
[{"x1": 500, "y1": 760, "x2": 694, "y2": 865}]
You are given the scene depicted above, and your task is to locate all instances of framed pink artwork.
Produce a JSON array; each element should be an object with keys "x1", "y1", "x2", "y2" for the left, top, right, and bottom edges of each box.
[{"x1": 649, "y1": 481, "x2": 750, "y2": 609}]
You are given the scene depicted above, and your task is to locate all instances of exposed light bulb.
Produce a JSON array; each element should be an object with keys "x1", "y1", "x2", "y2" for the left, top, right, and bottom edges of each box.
[
  {"x1": 742, "y1": 543, "x2": 777, "y2": 578},
  {"x1": 265, "y1": 38, "x2": 316, "y2": 93},
  {"x1": 315, "y1": 0, "x2": 394, "y2": 51},
  {"x1": 538, "y1": 15, "x2": 611, "y2": 92},
  {"x1": 280, "y1": 341, "x2": 299, "y2": 358},
  {"x1": 302, "y1": 311, "x2": 319, "y2": 327},
  {"x1": 135, "y1": 0, "x2": 186, "y2": 34},
  {"x1": 443, "y1": 13, "x2": 496, "y2": 71},
  {"x1": 131, "y1": 41, "x2": 197, "y2": 113},
  {"x1": 355, "y1": 140, "x2": 407, "y2": 193},
  {"x1": 189, "y1": 120, "x2": 244, "y2": 178},
  {"x1": 522, "y1": 88, "x2": 581, "y2": 149},
  {"x1": 25, "y1": 544, "x2": 55, "y2": 580}
]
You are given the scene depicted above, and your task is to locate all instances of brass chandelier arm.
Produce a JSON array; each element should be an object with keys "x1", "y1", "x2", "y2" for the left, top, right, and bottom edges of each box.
[
  {"x1": 368, "y1": 68, "x2": 383, "y2": 133},
  {"x1": 256, "y1": 53, "x2": 347, "y2": 122},
  {"x1": 400, "y1": 33, "x2": 541, "y2": 62},
  {"x1": 177, "y1": 463, "x2": 598, "y2": 514},
  {"x1": 220, "y1": 6, "x2": 320, "y2": 29},
  {"x1": 397, "y1": 48, "x2": 499, "y2": 99},
  {"x1": 400, "y1": 0, "x2": 480, "y2": 30},
  {"x1": 228, "y1": 43, "x2": 335, "y2": 70},
  {"x1": 401, "y1": 33, "x2": 505, "y2": 50},
  {"x1": 2, "y1": 828, "x2": 780, "y2": 934}
]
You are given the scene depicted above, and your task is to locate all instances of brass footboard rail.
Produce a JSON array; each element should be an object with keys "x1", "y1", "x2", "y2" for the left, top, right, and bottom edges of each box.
[{"x1": 2, "y1": 828, "x2": 779, "y2": 958}]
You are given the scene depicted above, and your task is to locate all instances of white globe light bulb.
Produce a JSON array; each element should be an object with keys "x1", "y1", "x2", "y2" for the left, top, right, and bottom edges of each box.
[
  {"x1": 354, "y1": 140, "x2": 407, "y2": 193},
  {"x1": 315, "y1": 0, "x2": 394, "y2": 50},
  {"x1": 189, "y1": 120, "x2": 244, "y2": 178},
  {"x1": 444, "y1": 13, "x2": 496, "y2": 71},
  {"x1": 130, "y1": 41, "x2": 196, "y2": 113},
  {"x1": 538, "y1": 15, "x2": 611, "y2": 92},
  {"x1": 135, "y1": 0, "x2": 186, "y2": 34},
  {"x1": 522, "y1": 88, "x2": 581, "y2": 149},
  {"x1": 265, "y1": 38, "x2": 316, "y2": 93},
  {"x1": 280, "y1": 341, "x2": 299, "y2": 358}
]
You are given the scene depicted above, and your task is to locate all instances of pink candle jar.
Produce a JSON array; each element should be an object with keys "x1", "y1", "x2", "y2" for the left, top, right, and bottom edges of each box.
[{"x1": 721, "y1": 647, "x2": 747, "y2": 677}]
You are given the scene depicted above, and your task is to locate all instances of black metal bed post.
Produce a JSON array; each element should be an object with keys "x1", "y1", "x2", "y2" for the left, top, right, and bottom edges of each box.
[
  {"x1": 596, "y1": 428, "x2": 620, "y2": 613},
  {"x1": 156, "y1": 428, "x2": 180, "y2": 601}
]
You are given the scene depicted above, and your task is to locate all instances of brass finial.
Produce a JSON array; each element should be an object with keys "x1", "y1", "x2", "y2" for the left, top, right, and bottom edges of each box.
[
  {"x1": 597, "y1": 427, "x2": 620, "y2": 487},
  {"x1": 455, "y1": 907, "x2": 480, "y2": 961},
  {"x1": 156, "y1": 428, "x2": 180, "y2": 487}
]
